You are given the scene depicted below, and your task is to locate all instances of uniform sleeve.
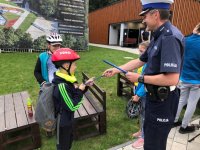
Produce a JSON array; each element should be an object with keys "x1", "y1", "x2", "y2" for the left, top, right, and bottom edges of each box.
[
  {"x1": 34, "y1": 57, "x2": 45, "y2": 85},
  {"x1": 160, "y1": 36, "x2": 182, "y2": 73},
  {"x1": 58, "y1": 83, "x2": 84, "y2": 112}
]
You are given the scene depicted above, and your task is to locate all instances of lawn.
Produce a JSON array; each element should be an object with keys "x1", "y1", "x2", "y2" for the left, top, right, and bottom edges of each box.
[
  {"x1": 0, "y1": 46, "x2": 199, "y2": 150},
  {"x1": 0, "y1": 46, "x2": 140, "y2": 150},
  {"x1": 0, "y1": 0, "x2": 36, "y2": 32},
  {"x1": 0, "y1": 0, "x2": 17, "y2": 6},
  {"x1": 18, "y1": 12, "x2": 37, "y2": 32},
  {"x1": 3, "y1": 12, "x2": 19, "y2": 20}
]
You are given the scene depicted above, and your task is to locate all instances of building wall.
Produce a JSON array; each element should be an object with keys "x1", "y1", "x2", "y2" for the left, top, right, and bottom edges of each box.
[
  {"x1": 89, "y1": 0, "x2": 200, "y2": 45},
  {"x1": 172, "y1": 0, "x2": 200, "y2": 35}
]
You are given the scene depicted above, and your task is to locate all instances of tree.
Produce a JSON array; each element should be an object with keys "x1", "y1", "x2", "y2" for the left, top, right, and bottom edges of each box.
[
  {"x1": 33, "y1": 36, "x2": 47, "y2": 49},
  {"x1": 0, "y1": 29, "x2": 6, "y2": 47},
  {"x1": 3, "y1": 28, "x2": 19, "y2": 48},
  {"x1": 89, "y1": 0, "x2": 120, "y2": 12},
  {"x1": 39, "y1": 0, "x2": 57, "y2": 18},
  {"x1": 62, "y1": 35, "x2": 76, "y2": 49},
  {"x1": 15, "y1": 29, "x2": 33, "y2": 48}
]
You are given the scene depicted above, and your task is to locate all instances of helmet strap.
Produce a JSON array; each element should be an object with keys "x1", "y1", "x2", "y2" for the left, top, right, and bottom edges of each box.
[
  {"x1": 67, "y1": 62, "x2": 72, "y2": 76},
  {"x1": 61, "y1": 62, "x2": 72, "y2": 76},
  {"x1": 49, "y1": 50, "x2": 53, "y2": 54}
]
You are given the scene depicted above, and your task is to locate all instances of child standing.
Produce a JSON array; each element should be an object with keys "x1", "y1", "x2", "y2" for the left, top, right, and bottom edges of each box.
[
  {"x1": 131, "y1": 41, "x2": 149, "y2": 149},
  {"x1": 52, "y1": 48, "x2": 94, "y2": 150}
]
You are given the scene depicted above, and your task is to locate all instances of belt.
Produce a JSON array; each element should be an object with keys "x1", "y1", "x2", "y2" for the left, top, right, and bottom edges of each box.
[
  {"x1": 145, "y1": 85, "x2": 176, "y2": 92},
  {"x1": 169, "y1": 86, "x2": 176, "y2": 91}
]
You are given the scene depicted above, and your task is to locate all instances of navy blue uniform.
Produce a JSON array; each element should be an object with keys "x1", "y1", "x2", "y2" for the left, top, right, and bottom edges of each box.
[{"x1": 140, "y1": 21, "x2": 184, "y2": 150}]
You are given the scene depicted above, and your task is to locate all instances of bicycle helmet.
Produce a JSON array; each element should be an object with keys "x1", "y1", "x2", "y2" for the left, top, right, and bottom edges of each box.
[
  {"x1": 126, "y1": 99, "x2": 141, "y2": 119},
  {"x1": 52, "y1": 48, "x2": 80, "y2": 75},
  {"x1": 46, "y1": 32, "x2": 63, "y2": 44}
]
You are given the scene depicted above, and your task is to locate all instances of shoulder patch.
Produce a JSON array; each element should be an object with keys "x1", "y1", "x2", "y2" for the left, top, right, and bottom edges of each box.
[{"x1": 164, "y1": 28, "x2": 172, "y2": 36}]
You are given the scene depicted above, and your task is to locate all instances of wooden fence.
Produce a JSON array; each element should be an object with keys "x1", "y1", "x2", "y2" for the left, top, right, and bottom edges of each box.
[{"x1": 0, "y1": 48, "x2": 47, "y2": 53}]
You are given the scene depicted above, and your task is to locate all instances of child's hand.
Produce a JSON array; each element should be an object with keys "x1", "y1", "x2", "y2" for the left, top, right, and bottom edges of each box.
[
  {"x1": 84, "y1": 77, "x2": 95, "y2": 86},
  {"x1": 79, "y1": 77, "x2": 95, "y2": 91},
  {"x1": 132, "y1": 95, "x2": 140, "y2": 102},
  {"x1": 79, "y1": 83, "x2": 86, "y2": 91}
]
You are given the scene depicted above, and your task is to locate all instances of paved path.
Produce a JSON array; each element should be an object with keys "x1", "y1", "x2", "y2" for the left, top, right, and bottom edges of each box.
[
  {"x1": 12, "y1": 10, "x2": 29, "y2": 29},
  {"x1": 109, "y1": 119, "x2": 200, "y2": 150},
  {"x1": 0, "y1": 2, "x2": 30, "y2": 29},
  {"x1": 89, "y1": 43, "x2": 139, "y2": 55},
  {"x1": 27, "y1": 17, "x2": 58, "y2": 39}
]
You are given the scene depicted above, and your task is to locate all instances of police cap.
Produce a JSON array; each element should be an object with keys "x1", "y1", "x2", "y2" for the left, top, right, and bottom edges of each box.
[{"x1": 139, "y1": 0, "x2": 174, "y2": 16}]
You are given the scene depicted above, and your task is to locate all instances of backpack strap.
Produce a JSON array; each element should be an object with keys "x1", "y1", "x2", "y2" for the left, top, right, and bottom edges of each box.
[{"x1": 58, "y1": 83, "x2": 83, "y2": 111}]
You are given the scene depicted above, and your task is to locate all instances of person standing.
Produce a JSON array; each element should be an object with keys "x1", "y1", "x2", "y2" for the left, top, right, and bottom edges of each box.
[
  {"x1": 174, "y1": 23, "x2": 200, "y2": 134},
  {"x1": 103, "y1": 0, "x2": 184, "y2": 149},
  {"x1": 51, "y1": 48, "x2": 94, "y2": 150},
  {"x1": 34, "y1": 32, "x2": 62, "y2": 136},
  {"x1": 34, "y1": 32, "x2": 63, "y2": 86},
  {"x1": 131, "y1": 41, "x2": 149, "y2": 149}
]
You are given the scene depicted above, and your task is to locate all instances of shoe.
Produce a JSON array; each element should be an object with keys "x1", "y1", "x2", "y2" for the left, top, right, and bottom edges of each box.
[
  {"x1": 179, "y1": 125, "x2": 195, "y2": 134},
  {"x1": 132, "y1": 137, "x2": 144, "y2": 149},
  {"x1": 132, "y1": 130, "x2": 141, "y2": 138},
  {"x1": 173, "y1": 121, "x2": 182, "y2": 127}
]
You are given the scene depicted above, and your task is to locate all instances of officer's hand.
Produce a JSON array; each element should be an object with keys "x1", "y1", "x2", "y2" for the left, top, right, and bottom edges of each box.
[
  {"x1": 103, "y1": 68, "x2": 119, "y2": 77},
  {"x1": 132, "y1": 95, "x2": 140, "y2": 102},
  {"x1": 125, "y1": 72, "x2": 140, "y2": 83}
]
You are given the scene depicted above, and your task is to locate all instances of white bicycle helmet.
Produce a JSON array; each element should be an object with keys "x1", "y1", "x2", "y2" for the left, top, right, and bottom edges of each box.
[{"x1": 46, "y1": 32, "x2": 63, "y2": 43}]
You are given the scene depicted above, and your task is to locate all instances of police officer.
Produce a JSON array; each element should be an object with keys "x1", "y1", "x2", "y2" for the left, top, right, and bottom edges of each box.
[{"x1": 103, "y1": 0, "x2": 184, "y2": 149}]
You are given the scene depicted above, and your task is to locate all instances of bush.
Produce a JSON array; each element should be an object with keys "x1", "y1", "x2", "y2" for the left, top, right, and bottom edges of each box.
[
  {"x1": 62, "y1": 35, "x2": 76, "y2": 49},
  {"x1": 33, "y1": 36, "x2": 47, "y2": 49},
  {"x1": 0, "y1": 28, "x2": 33, "y2": 48}
]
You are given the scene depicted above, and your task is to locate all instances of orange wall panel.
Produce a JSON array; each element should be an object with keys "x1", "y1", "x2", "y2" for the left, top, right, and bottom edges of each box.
[{"x1": 89, "y1": 0, "x2": 200, "y2": 44}]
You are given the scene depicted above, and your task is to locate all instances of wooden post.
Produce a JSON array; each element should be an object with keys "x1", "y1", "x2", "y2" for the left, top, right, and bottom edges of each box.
[
  {"x1": 31, "y1": 124, "x2": 41, "y2": 148},
  {"x1": 0, "y1": 133, "x2": 5, "y2": 150},
  {"x1": 99, "y1": 112, "x2": 106, "y2": 134},
  {"x1": 117, "y1": 74, "x2": 123, "y2": 96}
]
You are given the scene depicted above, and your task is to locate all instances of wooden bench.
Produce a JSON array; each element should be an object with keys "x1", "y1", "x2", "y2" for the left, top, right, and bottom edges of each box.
[
  {"x1": 73, "y1": 72, "x2": 106, "y2": 140},
  {"x1": 117, "y1": 73, "x2": 135, "y2": 98},
  {"x1": 0, "y1": 91, "x2": 41, "y2": 150},
  {"x1": 122, "y1": 38, "x2": 137, "y2": 47}
]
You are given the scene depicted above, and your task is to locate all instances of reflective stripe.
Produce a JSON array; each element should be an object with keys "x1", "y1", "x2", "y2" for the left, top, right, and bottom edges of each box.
[
  {"x1": 58, "y1": 83, "x2": 83, "y2": 111},
  {"x1": 59, "y1": 84, "x2": 75, "y2": 111},
  {"x1": 60, "y1": 84, "x2": 82, "y2": 110},
  {"x1": 59, "y1": 84, "x2": 76, "y2": 111}
]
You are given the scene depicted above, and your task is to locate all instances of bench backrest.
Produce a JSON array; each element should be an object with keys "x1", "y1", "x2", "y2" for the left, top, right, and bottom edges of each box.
[
  {"x1": 82, "y1": 72, "x2": 106, "y2": 111},
  {"x1": 124, "y1": 38, "x2": 137, "y2": 44}
]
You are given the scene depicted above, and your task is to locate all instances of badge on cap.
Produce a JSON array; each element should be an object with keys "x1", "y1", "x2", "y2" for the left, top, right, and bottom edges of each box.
[{"x1": 139, "y1": 0, "x2": 174, "y2": 16}]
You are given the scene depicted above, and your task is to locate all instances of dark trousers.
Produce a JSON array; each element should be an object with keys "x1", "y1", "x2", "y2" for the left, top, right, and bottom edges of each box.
[
  {"x1": 57, "y1": 115, "x2": 73, "y2": 150},
  {"x1": 144, "y1": 89, "x2": 179, "y2": 150},
  {"x1": 144, "y1": 122, "x2": 172, "y2": 150}
]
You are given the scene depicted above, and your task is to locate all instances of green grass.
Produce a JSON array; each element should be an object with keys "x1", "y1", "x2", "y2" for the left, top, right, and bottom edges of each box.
[
  {"x1": 0, "y1": 0, "x2": 18, "y2": 6},
  {"x1": 0, "y1": 46, "x2": 140, "y2": 150},
  {"x1": 3, "y1": 12, "x2": 19, "y2": 20},
  {"x1": 0, "y1": 46, "x2": 199, "y2": 150},
  {"x1": 18, "y1": 13, "x2": 37, "y2": 32}
]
